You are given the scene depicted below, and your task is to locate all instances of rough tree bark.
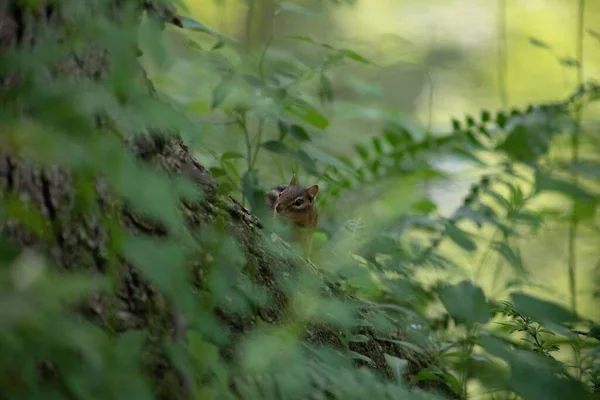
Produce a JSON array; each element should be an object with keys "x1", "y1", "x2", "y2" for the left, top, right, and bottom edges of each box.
[{"x1": 0, "y1": 1, "x2": 456, "y2": 399}]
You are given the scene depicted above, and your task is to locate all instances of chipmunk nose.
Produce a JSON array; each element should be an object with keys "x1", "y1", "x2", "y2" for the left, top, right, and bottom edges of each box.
[{"x1": 275, "y1": 204, "x2": 282, "y2": 213}]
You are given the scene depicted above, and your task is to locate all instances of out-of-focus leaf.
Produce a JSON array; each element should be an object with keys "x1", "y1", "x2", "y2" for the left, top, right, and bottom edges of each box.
[
  {"x1": 290, "y1": 124, "x2": 311, "y2": 141},
  {"x1": 445, "y1": 223, "x2": 477, "y2": 252},
  {"x1": 510, "y1": 293, "x2": 579, "y2": 325},
  {"x1": 438, "y1": 280, "x2": 490, "y2": 326},
  {"x1": 528, "y1": 37, "x2": 552, "y2": 50},
  {"x1": 558, "y1": 57, "x2": 579, "y2": 69},
  {"x1": 348, "y1": 351, "x2": 374, "y2": 366},
  {"x1": 384, "y1": 354, "x2": 408, "y2": 382},
  {"x1": 284, "y1": 100, "x2": 329, "y2": 129},
  {"x1": 179, "y1": 16, "x2": 238, "y2": 44},
  {"x1": 262, "y1": 140, "x2": 289, "y2": 154},
  {"x1": 212, "y1": 80, "x2": 232, "y2": 109},
  {"x1": 348, "y1": 334, "x2": 370, "y2": 343},
  {"x1": 411, "y1": 199, "x2": 437, "y2": 214},
  {"x1": 588, "y1": 28, "x2": 600, "y2": 41},
  {"x1": 342, "y1": 49, "x2": 376, "y2": 66},
  {"x1": 534, "y1": 169, "x2": 596, "y2": 202},
  {"x1": 221, "y1": 151, "x2": 244, "y2": 161},
  {"x1": 293, "y1": 149, "x2": 319, "y2": 175},
  {"x1": 277, "y1": 2, "x2": 319, "y2": 18},
  {"x1": 493, "y1": 242, "x2": 525, "y2": 275},
  {"x1": 496, "y1": 124, "x2": 551, "y2": 163},
  {"x1": 277, "y1": 119, "x2": 290, "y2": 139},
  {"x1": 121, "y1": 235, "x2": 189, "y2": 302},
  {"x1": 479, "y1": 335, "x2": 590, "y2": 400},
  {"x1": 319, "y1": 73, "x2": 334, "y2": 105},
  {"x1": 570, "y1": 160, "x2": 600, "y2": 178}
]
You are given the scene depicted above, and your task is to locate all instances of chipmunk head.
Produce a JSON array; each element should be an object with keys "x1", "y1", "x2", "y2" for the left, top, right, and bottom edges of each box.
[{"x1": 273, "y1": 174, "x2": 319, "y2": 227}]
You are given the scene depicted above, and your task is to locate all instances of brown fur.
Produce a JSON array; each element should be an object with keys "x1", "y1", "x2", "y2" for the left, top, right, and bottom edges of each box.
[{"x1": 264, "y1": 175, "x2": 319, "y2": 258}]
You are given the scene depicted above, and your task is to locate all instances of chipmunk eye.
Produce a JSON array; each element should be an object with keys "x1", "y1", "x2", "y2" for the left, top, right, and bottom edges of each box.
[{"x1": 294, "y1": 198, "x2": 303, "y2": 206}]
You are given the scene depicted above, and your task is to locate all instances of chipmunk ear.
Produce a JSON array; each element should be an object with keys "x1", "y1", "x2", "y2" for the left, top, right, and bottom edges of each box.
[
  {"x1": 289, "y1": 174, "x2": 297, "y2": 185},
  {"x1": 306, "y1": 184, "x2": 319, "y2": 199}
]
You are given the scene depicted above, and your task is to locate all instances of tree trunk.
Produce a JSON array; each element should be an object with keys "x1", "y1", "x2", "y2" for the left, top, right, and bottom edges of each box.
[{"x1": 0, "y1": 1, "x2": 456, "y2": 399}]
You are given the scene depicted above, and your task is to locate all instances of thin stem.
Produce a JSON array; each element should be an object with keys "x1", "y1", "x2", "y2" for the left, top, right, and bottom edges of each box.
[
  {"x1": 425, "y1": 69, "x2": 434, "y2": 134},
  {"x1": 244, "y1": 0, "x2": 255, "y2": 49},
  {"x1": 568, "y1": 0, "x2": 585, "y2": 314},
  {"x1": 249, "y1": 118, "x2": 265, "y2": 171},
  {"x1": 259, "y1": 34, "x2": 274, "y2": 82},
  {"x1": 497, "y1": 0, "x2": 508, "y2": 108},
  {"x1": 239, "y1": 112, "x2": 252, "y2": 172}
]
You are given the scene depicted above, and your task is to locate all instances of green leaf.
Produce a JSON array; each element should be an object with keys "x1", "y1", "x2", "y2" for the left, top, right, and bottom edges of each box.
[
  {"x1": 290, "y1": 124, "x2": 311, "y2": 141},
  {"x1": 212, "y1": 80, "x2": 232, "y2": 109},
  {"x1": 348, "y1": 334, "x2": 370, "y2": 343},
  {"x1": 496, "y1": 123, "x2": 551, "y2": 163},
  {"x1": 292, "y1": 149, "x2": 319, "y2": 175},
  {"x1": 121, "y1": 235, "x2": 190, "y2": 304},
  {"x1": 558, "y1": 57, "x2": 579, "y2": 69},
  {"x1": 384, "y1": 354, "x2": 408, "y2": 382},
  {"x1": 495, "y1": 111, "x2": 507, "y2": 128},
  {"x1": 349, "y1": 351, "x2": 374, "y2": 365},
  {"x1": 528, "y1": 37, "x2": 552, "y2": 50},
  {"x1": 179, "y1": 16, "x2": 238, "y2": 44},
  {"x1": 510, "y1": 293, "x2": 578, "y2": 325},
  {"x1": 277, "y1": 120, "x2": 290, "y2": 140},
  {"x1": 479, "y1": 335, "x2": 590, "y2": 400},
  {"x1": 319, "y1": 73, "x2": 334, "y2": 105},
  {"x1": 277, "y1": 2, "x2": 319, "y2": 18},
  {"x1": 438, "y1": 280, "x2": 490, "y2": 325},
  {"x1": 445, "y1": 223, "x2": 477, "y2": 252},
  {"x1": 481, "y1": 110, "x2": 491, "y2": 122},
  {"x1": 371, "y1": 137, "x2": 383, "y2": 153},
  {"x1": 493, "y1": 242, "x2": 525, "y2": 274},
  {"x1": 262, "y1": 140, "x2": 289, "y2": 154},
  {"x1": 411, "y1": 198, "x2": 437, "y2": 214},
  {"x1": 378, "y1": 338, "x2": 427, "y2": 356},
  {"x1": 383, "y1": 121, "x2": 414, "y2": 146},
  {"x1": 570, "y1": 160, "x2": 600, "y2": 178},
  {"x1": 221, "y1": 151, "x2": 244, "y2": 161},
  {"x1": 284, "y1": 100, "x2": 329, "y2": 129},
  {"x1": 534, "y1": 170, "x2": 596, "y2": 202},
  {"x1": 301, "y1": 145, "x2": 354, "y2": 173},
  {"x1": 354, "y1": 144, "x2": 369, "y2": 160},
  {"x1": 209, "y1": 167, "x2": 226, "y2": 177},
  {"x1": 573, "y1": 199, "x2": 596, "y2": 220},
  {"x1": 588, "y1": 28, "x2": 600, "y2": 41},
  {"x1": 342, "y1": 49, "x2": 376, "y2": 66}
]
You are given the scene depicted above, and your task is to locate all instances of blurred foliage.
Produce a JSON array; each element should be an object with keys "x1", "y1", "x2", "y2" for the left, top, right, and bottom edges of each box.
[{"x1": 1, "y1": 0, "x2": 600, "y2": 400}]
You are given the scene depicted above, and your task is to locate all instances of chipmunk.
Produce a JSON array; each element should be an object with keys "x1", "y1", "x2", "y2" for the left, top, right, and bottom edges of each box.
[{"x1": 265, "y1": 174, "x2": 319, "y2": 259}]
